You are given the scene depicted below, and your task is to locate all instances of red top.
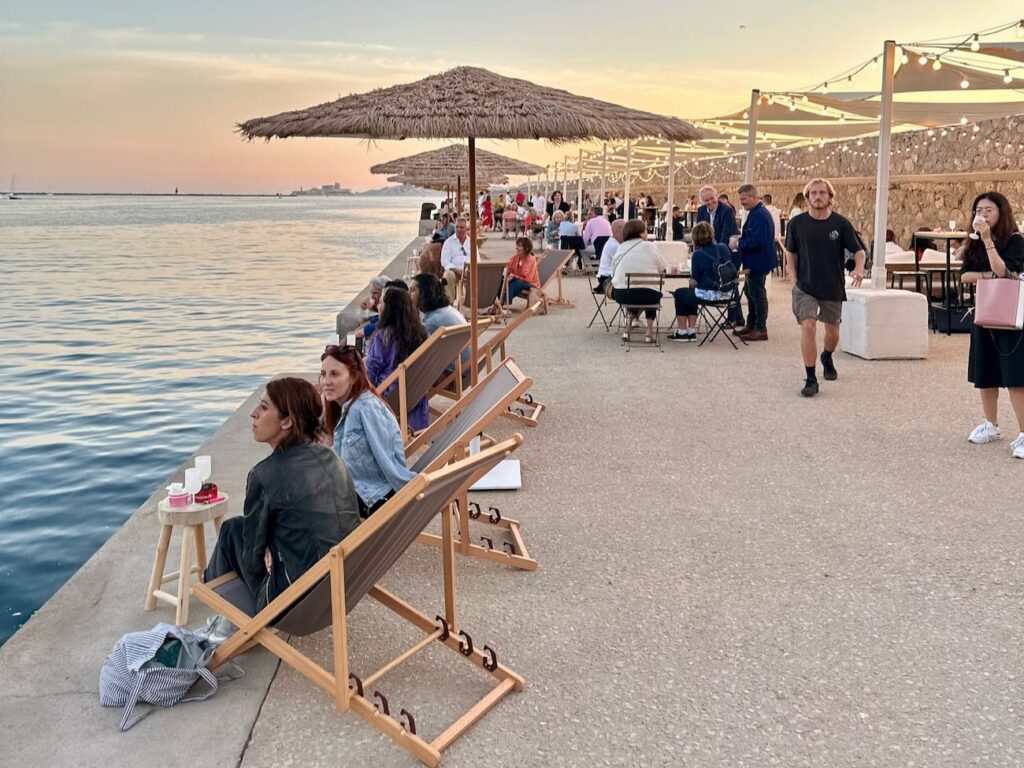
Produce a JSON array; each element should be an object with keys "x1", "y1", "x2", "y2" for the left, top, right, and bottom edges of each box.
[{"x1": 506, "y1": 252, "x2": 540, "y2": 288}]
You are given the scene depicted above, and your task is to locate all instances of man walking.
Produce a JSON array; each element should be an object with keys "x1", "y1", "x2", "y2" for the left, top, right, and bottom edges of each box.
[
  {"x1": 729, "y1": 184, "x2": 777, "y2": 341},
  {"x1": 784, "y1": 178, "x2": 865, "y2": 397}
]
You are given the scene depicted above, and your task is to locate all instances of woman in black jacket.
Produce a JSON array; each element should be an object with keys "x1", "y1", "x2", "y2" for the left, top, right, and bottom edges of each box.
[{"x1": 204, "y1": 376, "x2": 361, "y2": 618}]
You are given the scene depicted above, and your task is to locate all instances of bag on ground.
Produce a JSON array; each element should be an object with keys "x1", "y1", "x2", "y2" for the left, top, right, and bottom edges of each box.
[{"x1": 99, "y1": 622, "x2": 235, "y2": 731}]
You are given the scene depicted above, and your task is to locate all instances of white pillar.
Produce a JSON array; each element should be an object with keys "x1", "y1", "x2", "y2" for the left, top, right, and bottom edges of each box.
[
  {"x1": 666, "y1": 141, "x2": 676, "y2": 240},
  {"x1": 623, "y1": 141, "x2": 632, "y2": 220},
  {"x1": 599, "y1": 143, "x2": 607, "y2": 214},
  {"x1": 871, "y1": 40, "x2": 896, "y2": 290},
  {"x1": 743, "y1": 89, "x2": 760, "y2": 185},
  {"x1": 577, "y1": 148, "x2": 584, "y2": 220}
]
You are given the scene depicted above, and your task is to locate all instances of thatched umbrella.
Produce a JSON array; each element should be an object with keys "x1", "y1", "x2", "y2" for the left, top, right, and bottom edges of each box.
[
  {"x1": 387, "y1": 173, "x2": 509, "y2": 195},
  {"x1": 372, "y1": 144, "x2": 543, "y2": 213},
  {"x1": 239, "y1": 66, "x2": 700, "y2": 382}
]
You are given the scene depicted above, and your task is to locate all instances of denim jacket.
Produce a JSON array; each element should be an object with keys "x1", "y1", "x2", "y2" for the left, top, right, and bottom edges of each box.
[{"x1": 332, "y1": 391, "x2": 415, "y2": 506}]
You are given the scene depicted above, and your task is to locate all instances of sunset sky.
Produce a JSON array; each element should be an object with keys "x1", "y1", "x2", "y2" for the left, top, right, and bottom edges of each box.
[{"x1": 0, "y1": 3, "x2": 1009, "y2": 193}]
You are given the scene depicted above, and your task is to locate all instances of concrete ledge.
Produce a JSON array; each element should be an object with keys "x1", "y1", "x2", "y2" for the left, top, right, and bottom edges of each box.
[{"x1": 841, "y1": 287, "x2": 929, "y2": 360}]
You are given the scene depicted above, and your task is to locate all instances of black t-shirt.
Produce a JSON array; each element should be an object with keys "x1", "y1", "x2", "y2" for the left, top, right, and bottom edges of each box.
[
  {"x1": 961, "y1": 232, "x2": 1024, "y2": 274},
  {"x1": 785, "y1": 212, "x2": 862, "y2": 301}
]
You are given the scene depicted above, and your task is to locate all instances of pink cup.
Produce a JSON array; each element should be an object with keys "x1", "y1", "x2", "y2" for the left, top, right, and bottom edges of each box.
[
  {"x1": 168, "y1": 492, "x2": 188, "y2": 508},
  {"x1": 670, "y1": 264, "x2": 679, "y2": 275}
]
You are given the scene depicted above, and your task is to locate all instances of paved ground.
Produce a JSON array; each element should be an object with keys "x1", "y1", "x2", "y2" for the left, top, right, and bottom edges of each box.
[{"x1": 4, "y1": 267, "x2": 1024, "y2": 767}]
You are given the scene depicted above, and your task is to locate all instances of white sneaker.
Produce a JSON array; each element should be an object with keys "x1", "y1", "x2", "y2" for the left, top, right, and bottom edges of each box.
[
  {"x1": 1012, "y1": 433, "x2": 1024, "y2": 459},
  {"x1": 968, "y1": 421, "x2": 1002, "y2": 444}
]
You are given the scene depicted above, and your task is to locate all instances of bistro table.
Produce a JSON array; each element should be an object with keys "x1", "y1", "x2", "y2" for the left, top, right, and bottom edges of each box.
[{"x1": 911, "y1": 230, "x2": 968, "y2": 335}]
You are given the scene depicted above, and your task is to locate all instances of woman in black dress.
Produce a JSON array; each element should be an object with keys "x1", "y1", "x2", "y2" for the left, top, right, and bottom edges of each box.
[{"x1": 959, "y1": 191, "x2": 1024, "y2": 457}]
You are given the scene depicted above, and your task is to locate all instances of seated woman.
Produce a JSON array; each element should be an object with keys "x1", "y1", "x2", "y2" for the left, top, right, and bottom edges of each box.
[
  {"x1": 201, "y1": 376, "x2": 361, "y2": 640},
  {"x1": 365, "y1": 283, "x2": 430, "y2": 432},
  {"x1": 410, "y1": 273, "x2": 466, "y2": 333},
  {"x1": 610, "y1": 219, "x2": 667, "y2": 343},
  {"x1": 502, "y1": 204, "x2": 519, "y2": 238},
  {"x1": 546, "y1": 210, "x2": 565, "y2": 245},
  {"x1": 321, "y1": 344, "x2": 415, "y2": 518},
  {"x1": 668, "y1": 221, "x2": 735, "y2": 341},
  {"x1": 497, "y1": 237, "x2": 541, "y2": 309}
]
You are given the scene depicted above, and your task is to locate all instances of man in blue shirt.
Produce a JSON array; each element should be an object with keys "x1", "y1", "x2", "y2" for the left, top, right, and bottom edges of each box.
[
  {"x1": 729, "y1": 184, "x2": 778, "y2": 341},
  {"x1": 696, "y1": 185, "x2": 738, "y2": 246}
]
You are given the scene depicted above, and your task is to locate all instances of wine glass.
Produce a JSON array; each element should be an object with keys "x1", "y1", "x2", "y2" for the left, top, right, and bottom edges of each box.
[
  {"x1": 948, "y1": 219, "x2": 957, "y2": 232},
  {"x1": 184, "y1": 468, "x2": 202, "y2": 503}
]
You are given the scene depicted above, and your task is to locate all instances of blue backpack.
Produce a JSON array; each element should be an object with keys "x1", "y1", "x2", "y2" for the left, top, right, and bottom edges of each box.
[{"x1": 710, "y1": 245, "x2": 739, "y2": 293}]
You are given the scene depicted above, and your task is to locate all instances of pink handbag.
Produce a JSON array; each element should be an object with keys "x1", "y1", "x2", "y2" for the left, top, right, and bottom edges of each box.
[{"x1": 974, "y1": 276, "x2": 1024, "y2": 330}]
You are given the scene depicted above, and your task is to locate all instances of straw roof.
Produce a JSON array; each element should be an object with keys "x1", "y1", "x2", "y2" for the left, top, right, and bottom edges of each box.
[
  {"x1": 387, "y1": 173, "x2": 508, "y2": 190},
  {"x1": 237, "y1": 66, "x2": 700, "y2": 143},
  {"x1": 370, "y1": 144, "x2": 543, "y2": 177}
]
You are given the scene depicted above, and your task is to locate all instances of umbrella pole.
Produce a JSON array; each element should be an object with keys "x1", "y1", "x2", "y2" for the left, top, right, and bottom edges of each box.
[
  {"x1": 743, "y1": 89, "x2": 760, "y2": 184},
  {"x1": 871, "y1": 40, "x2": 896, "y2": 290},
  {"x1": 457, "y1": 175, "x2": 462, "y2": 218},
  {"x1": 468, "y1": 137, "x2": 480, "y2": 386}
]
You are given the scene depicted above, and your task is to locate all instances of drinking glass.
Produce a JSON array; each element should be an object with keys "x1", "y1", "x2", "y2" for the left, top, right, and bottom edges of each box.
[
  {"x1": 948, "y1": 219, "x2": 957, "y2": 231},
  {"x1": 184, "y1": 468, "x2": 202, "y2": 502},
  {"x1": 195, "y1": 455, "x2": 212, "y2": 482}
]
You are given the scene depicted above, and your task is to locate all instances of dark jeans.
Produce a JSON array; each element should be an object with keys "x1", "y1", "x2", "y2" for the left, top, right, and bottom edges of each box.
[
  {"x1": 745, "y1": 272, "x2": 768, "y2": 330},
  {"x1": 613, "y1": 287, "x2": 660, "y2": 321},
  {"x1": 204, "y1": 516, "x2": 287, "y2": 610},
  {"x1": 673, "y1": 287, "x2": 698, "y2": 317},
  {"x1": 357, "y1": 490, "x2": 395, "y2": 519},
  {"x1": 499, "y1": 277, "x2": 534, "y2": 305}
]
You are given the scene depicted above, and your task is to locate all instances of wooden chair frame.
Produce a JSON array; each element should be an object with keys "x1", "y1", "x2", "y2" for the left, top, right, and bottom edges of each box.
[
  {"x1": 536, "y1": 248, "x2": 574, "y2": 309},
  {"x1": 408, "y1": 358, "x2": 537, "y2": 571},
  {"x1": 192, "y1": 438, "x2": 525, "y2": 768},
  {"x1": 431, "y1": 302, "x2": 545, "y2": 428}
]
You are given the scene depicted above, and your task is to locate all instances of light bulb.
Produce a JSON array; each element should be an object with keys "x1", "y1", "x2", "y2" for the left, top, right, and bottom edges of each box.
[
  {"x1": 770, "y1": 142, "x2": 777, "y2": 149},
  {"x1": 839, "y1": 115, "x2": 846, "y2": 123},
  {"x1": 802, "y1": 94, "x2": 809, "y2": 103},
  {"x1": 960, "y1": 77, "x2": 970, "y2": 88},
  {"x1": 847, "y1": 75, "x2": 853, "y2": 83},
  {"x1": 927, "y1": 129, "x2": 934, "y2": 137},
  {"x1": 822, "y1": 82, "x2": 829, "y2": 94},
  {"x1": 932, "y1": 58, "x2": 942, "y2": 70},
  {"x1": 918, "y1": 54, "x2": 928, "y2": 65},
  {"x1": 1005, "y1": 70, "x2": 1014, "y2": 84},
  {"x1": 872, "y1": 57, "x2": 879, "y2": 69},
  {"x1": 901, "y1": 53, "x2": 909, "y2": 65},
  {"x1": 970, "y1": 34, "x2": 980, "y2": 52},
  {"x1": 789, "y1": 102, "x2": 797, "y2": 111},
  {"x1": 742, "y1": 111, "x2": 749, "y2": 119},
  {"x1": 960, "y1": 116, "x2": 968, "y2": 124},
  {"x1": 1017, "y1": 20, "x2": 1024, "y2": 38}
]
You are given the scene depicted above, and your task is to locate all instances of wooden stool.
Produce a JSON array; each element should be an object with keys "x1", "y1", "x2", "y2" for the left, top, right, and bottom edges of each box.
[{"x1": 144, "y1": 495, "x2": 229, "y2": 625}]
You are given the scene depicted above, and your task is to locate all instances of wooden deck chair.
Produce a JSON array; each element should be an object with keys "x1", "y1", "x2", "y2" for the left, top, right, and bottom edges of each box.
[
  {"x1": 431, "y1": 302, "x2": 545, "y2": 428},
  {"x1": 407, "y1": 358, "x2": 537, "y2": 571},
  {"x1": 460, "y1": 261, "x2": 506, "y2": 320},
  {"x1": 192, "y1": 437, "x2": 525, "y2": 768},
  {"x1": 535, "y1": 248, "x2": 574, "y2": 308},
  {"x1": 375, "y1": 324, "x2": 472, "y2": 440}
]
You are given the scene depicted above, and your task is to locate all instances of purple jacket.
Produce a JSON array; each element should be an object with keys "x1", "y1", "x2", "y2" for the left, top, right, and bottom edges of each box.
[{"x1": 365, "y1": 332, "x2": 430, "y2": 431}]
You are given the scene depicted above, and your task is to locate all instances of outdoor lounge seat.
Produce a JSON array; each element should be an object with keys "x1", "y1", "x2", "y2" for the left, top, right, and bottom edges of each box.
[
  {"x1": 406, "y1": 357, "x2": 537, "y2": 571},
  {"x1": 431, "y1": 302, "x2": 545, "y2": 428},
  {"x1": 535, "y1": 248, "x2": 574, "y2": 309},
  {"x1": 375, "y1": 324, "x2": 473, "y2": 440},
  {"x1": 192, "y1": 437, "x2": 525, "y2": 768},
  {"x1": 461, "y1": 261, "x2": 506, "y2": 319}
]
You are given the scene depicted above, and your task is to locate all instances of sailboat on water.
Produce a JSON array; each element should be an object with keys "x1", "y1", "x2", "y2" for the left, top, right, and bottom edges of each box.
[{"x1": 8, "y1": 176, "x2": 20, "y2": 200}]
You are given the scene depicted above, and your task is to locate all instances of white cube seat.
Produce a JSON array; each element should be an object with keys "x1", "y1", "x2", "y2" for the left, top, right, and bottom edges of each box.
[{"x1": 840, "y1": 287, "x2": 929, "y2": 360}]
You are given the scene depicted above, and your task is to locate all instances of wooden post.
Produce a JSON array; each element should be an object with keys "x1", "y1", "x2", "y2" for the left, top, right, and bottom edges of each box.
[
  {"x1": 576, "y1": 148, "x2": 584, "y2": 221},
  {"x1": 330, "y1": 550, "x2": 349, "y2": 712},
  {"x1": 744, "y1": 89, "x2": 760, "y2": 184},
  {"x1": 623, "y1": 141, "x2": 632, "y2": 220},
  {"x1": 666, "y1": 141, "x2": 676, "y2": 240},
  {"x1": 468, "y1": 138, "x2": 480, "y2": 385},
  {"x1": 872, "y1": 41, "x2": 896, "y2": 290},
  {"x1": 599, "y1": 143, "x2": 607, "y2": 214}
]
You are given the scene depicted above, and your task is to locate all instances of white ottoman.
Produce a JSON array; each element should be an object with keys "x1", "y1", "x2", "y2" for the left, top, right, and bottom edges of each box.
[{"x1": 840, "y1": 288, "x2": 929, "y2": 360}]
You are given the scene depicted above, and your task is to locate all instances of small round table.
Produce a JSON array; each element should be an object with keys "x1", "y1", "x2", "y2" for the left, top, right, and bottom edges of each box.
[{"x1": 144, "y1": 495, "x2": 229, "y2": 625}]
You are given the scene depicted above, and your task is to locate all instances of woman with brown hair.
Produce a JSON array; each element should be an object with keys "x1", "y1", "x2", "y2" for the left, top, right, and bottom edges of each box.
[
  {"x1": 321, "y1": 344, "x2": 414, "y2": 518},
  {"x1": 365, "y1": 283, "x2": 430, "y2": 431},
  {"x1": 201, "y1": 377, "x2": 361, "y2": 638},
  {"x1": 959, "y1": 191, "x2": 1024, "y2": 457},
  {"x1": 497, "y1": 237, "x2": 541, "y2": 309}
]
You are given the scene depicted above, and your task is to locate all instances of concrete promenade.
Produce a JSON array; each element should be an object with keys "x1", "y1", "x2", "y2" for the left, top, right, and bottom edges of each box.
[{"x1": 2, "y1": 268, "x2": 1024, "y2": 767}]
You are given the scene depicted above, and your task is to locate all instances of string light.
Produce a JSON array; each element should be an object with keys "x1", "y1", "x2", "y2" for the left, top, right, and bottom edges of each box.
[
  {"x1": 960, "y1": 76, "x2": 970, "y2": 88},
  {"x1": 872, "y1": 57, "x2": 879, "y2": 69},
  {"x1": 1018, "y1": 20, "x2": 1024, "y2": 38},
  {"x1": 1005, "y1": 70, "x2": 1015, "y2": 84},
  {"x1": 900, "y1": 49, "x2": 909, "y2": 65},
  {"x1": 932, "y1": 58, "x2": 942, "y2": 70},
  {"x1": 822, "y1": 82, "x2": 829, "y2": 94},
  {"x1": 918, "y1": 54, "x2": 928, "y2": 65},
  {"x1": 970, "y1": 34, "x2": 980, "y2": 52}
]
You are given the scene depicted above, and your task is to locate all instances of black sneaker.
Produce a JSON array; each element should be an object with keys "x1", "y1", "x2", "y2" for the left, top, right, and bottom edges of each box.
[
  {"x1": 801, "y1": 379, "x2": 819, "y2": 397},
  {"x1": 821, "y1": 353, "x2": 838, "y2": 381},
  {"x1": 668, "y1": 330, "x2": 693, "y2": 342}
]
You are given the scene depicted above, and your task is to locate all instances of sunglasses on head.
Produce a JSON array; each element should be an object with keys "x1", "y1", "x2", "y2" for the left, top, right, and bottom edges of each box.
[{"x1": 323, "y1": 343, "x2": 361, "y2": 358}]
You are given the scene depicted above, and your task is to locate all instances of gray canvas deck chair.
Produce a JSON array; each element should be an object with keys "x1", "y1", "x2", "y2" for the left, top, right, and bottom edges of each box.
[
  {"x1": 460, "y1": 261, "x2": 506, "y2": 319},
  {"x1": 536, "y1": 248, "x2": 574, "y2": 308},
  {"x1": 431, "y1": 301, "x2": 545, "y2": 428},
  {"x1": 407, "y1": 358, "x2": 536, "y2": 571},
  {"x1": 192, "y1": 437, "x2": 525, "y2": 768},
  {"x1": 375, "y1": 323, "x2": 472, "y2": 440}
]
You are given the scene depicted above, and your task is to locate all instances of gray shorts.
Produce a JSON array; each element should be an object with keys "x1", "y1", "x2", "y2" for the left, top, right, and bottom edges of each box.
[{"x1": 792, "y1": 285, "x2": 842, "y2": 325}]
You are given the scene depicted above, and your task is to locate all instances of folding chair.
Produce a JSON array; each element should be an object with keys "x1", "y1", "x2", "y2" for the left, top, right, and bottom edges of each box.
[
  {"x1": 193, "y1": 437, "x2": 525, "y2": 768},
  {"x1": 407, "y1": 358, "x2": 537, "y2": 571},
  {"x1": 535, "y1": 249, "x2": 574, "y2": 309},
  {"x1": 431, "y1": 303, "x2": 545, "y2": 428},
  {"x1": 375, "y1": 324, "x2": 473, "y2": 441},
  {"x1": 696, "y1": 289, "x2": 747, "y2": 349},
  {"x1": 559, "y1": 235, "x2": 586, "y2": 271},
  {"x1": 618, "y1": 273, "x2": 666, "y2": 352}
]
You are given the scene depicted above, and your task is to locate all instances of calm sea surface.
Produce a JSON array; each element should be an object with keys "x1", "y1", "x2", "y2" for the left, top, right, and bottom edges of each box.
[{"x1": 0, "y1": 194, "x2": 425, "y2": 645}]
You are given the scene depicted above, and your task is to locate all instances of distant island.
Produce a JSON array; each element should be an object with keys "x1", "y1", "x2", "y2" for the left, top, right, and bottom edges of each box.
[{"x1": 291, "y1": 182, "x2": 432, "y2": 197}]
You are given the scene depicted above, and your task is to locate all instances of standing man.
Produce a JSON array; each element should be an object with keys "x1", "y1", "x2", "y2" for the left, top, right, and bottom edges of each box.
[
  {"x1": 729, "y1": 184, "x2": 778, "y2": 341},
  {"x1": 531, "y1": 190, "x2": 546, "y2": 221},
  {"x1": 696, "y1": 186, "x2": 738, "y2": 247},
  {"x1": 440, "y1": 217, "x2": 472, "y2": 304},
  {"x1": 784, "y1": 178, "x2": 865, "y2": 397}
]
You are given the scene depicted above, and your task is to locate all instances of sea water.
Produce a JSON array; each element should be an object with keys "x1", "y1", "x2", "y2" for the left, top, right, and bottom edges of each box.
[{"x1": 0, "y1": 194, "x2": 425, "y2": 645}]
